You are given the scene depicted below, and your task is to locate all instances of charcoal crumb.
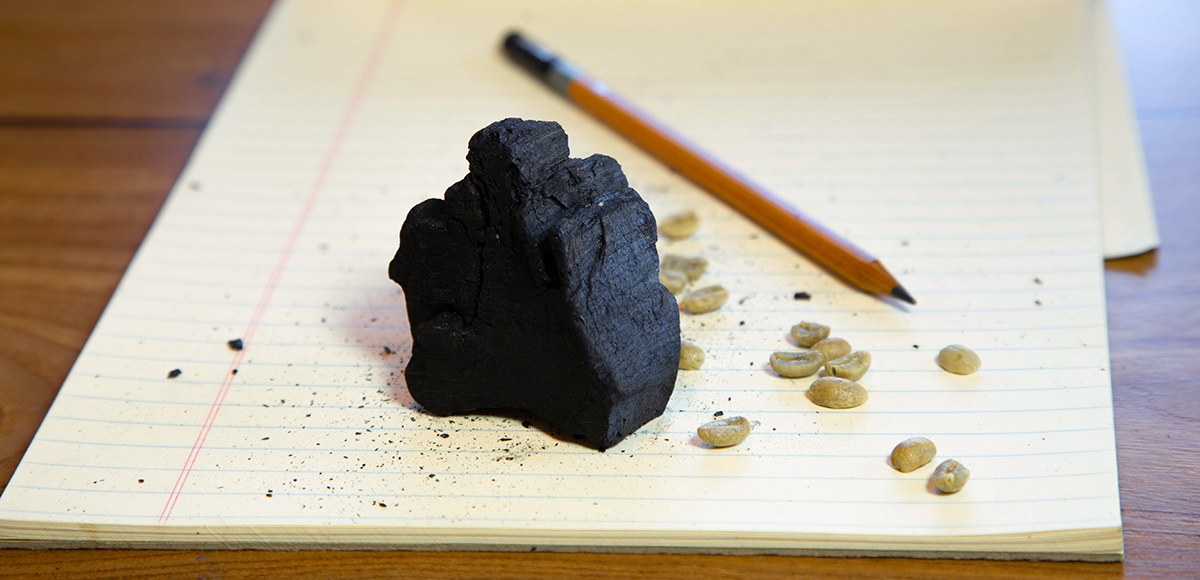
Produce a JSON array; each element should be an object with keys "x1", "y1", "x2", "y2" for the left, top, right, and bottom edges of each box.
[
  {"x1": 167, "y1": 369, "x2": 182, "y2": 379},
  {"x1": 378, "y1": 502, "x2": 387, "y2": 508},
  {"x1": 384, "y1": 346, "x2": 394, "y2": 354},
  {"x1": 138, "y1": 479, "x2": 144, "y2": 483},
  {"x1": 438, "y1": 433, "x2": 450, "y2": 439},
  {"x1": 913, "y1": 344, "x2": 920, "y2": 349},
  {"x1": 793, "y1": 292, "x2": 811, "y2": 300},
  {"x1": 521, "y1": 421, "x2": 531, "y2": 428},
  {"x1": 228, "y1": 338, "x2": 244, "y2": 351},
  {"x1": 1034, "y1": 277, "x2": 1043, "y2": 285},
  {"x1": 231, "y1": 369, "x2": 238, "y2": 375},
  {"x1": 713, "y1": 410, "x2": 724, "y2": 417}
]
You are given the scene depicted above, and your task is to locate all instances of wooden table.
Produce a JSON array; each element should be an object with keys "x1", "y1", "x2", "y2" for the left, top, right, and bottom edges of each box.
[{"x1": 1, "y1": 1, "x2": 1196, "y2": 577}]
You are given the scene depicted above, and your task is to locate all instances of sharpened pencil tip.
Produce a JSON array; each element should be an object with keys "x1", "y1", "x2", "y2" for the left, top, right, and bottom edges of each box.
[{"x1": 891, "y1": 285, "x2": 916, "y2": 305}]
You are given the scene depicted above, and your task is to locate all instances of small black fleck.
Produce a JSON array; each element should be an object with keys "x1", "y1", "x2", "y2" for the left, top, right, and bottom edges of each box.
[
  {"x1": 521, "y1": 421, "x2": 531, "y2": 428},
  {"x1": 231, "y1": 369, "x2": 238, "y2": 375},
  {"x1": 1034, "y1": 277, "x2": 1043, "y2": 285},
  {"x1": 913, "y1": 344, "x2": 920, "y2": 349},
  {"x1": 1035, "y1": 300, "x2": 1043, "y2": 306},
  {"x1": 265, "y1": 493, "x2": 273, "y2": 498},
  {"x1": 383, "y1": 346, "x2": 393, "y2": 354},
  {"x1": 438, "y1": 433, "x2": 450, "y2": 439},
  {"x1": 378, "y1": 502, "x2": 387, "y2": 508},
  {"x1": 227, "y1": 338, "x2": 244, "y2": 351},
  {"x1": 793, "y1": 291, "x2": 811, "y2": 300},
  {"x1": 167, "y1": 369, "x2": 182, "y2": 379},
  {"x1": 138, "y1": 479, "x2": 145, "y2": 483},
  {"x1": 713, "y1": 411, "x2": 724, "y2": 417},
  {"x1": 739, "y1": 321, "x2": 745, "y2": 326},
  {"x1": 261, "y1": 437, "x2": 269, "y2": 441}
]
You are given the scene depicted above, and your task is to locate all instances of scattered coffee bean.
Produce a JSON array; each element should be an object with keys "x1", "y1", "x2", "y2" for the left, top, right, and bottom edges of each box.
[
  {"x1": 681, "y1": 285, "x2": 729, "y2": 314},
  {"x1": 660, "y1": 209, "x2": 699, "y2": 239},
  {"x1": 697, "y1": 416, "x2": 752, "y2": 447},
  {"x1": 937, "y1": 345, "x2": 981, "y2": 375},
  {"x1": 679, "y1": 341, "x2": 705, "y2": 370},
  {"x1": 808, "y1": 376, "x2": 867, "y2": 409},
  {"x1": 659, "y1": 269, "x2": 688, "y2": 293},
  {"x1": 811, "y1": 337, "x2": 851, "y2": 362},
  {"x1": 661, "y1": 255, "x2": 708, "y2": 281},
  {"x1": 891, "y1": 437, "x2": 937, "y2": 473},
  {"x1": 789, "y1": 321, "x2": 830, "y2": 347},
  {"x1": 932, "y1": 459, "x2": 970, "y2": 493},
  {"x1": 769, "y1": 350, "x2": 824, "y2": 378},
  {"x1": 826, "y1": 351, "x2": 872, "y2": 381}
]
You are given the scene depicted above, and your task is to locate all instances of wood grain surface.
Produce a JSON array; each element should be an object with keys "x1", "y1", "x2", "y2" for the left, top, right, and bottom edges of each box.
[{"x1": 1, "y1": 1, "x2": 1197, "y2": 578}]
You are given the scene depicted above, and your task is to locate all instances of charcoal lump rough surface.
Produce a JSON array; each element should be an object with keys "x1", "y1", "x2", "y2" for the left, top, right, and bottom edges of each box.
[{"x1": 389, "y1": 118, "x2": 680, "y2": 450}]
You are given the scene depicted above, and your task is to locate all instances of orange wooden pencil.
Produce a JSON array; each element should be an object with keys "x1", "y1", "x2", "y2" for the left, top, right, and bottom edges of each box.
[{"x1": 503, "y1": 32, "x2": 915, "y2": 305}]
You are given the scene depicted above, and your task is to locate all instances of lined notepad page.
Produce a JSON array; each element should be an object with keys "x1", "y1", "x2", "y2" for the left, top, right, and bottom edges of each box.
[{"x1": 0, "y1": 0, "x2": 1123, "y2": 557}]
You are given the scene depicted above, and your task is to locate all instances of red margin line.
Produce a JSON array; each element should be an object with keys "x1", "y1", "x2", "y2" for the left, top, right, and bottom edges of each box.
[{"x1": 158, "y1": 0, "x2": 403, "y2": 524}]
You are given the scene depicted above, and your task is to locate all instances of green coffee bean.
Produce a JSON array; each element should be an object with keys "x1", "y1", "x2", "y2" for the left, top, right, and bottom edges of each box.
[
  {"x1": 679, "y1": 341, "x2": 705, "y2": 370},
  {"x1": 826, "y1": 351, "x2": 871, "y2": 381},
  {"x1": 890, "y1": 437, "x2": 937, "y2": 473},
  {"x1": 769, "y1": 350, "x2": 824, "y2": 378},
  {"x1": 811, "y1": 337, "x2": 851, "y2": 362},
  {"x1": 807, "y1": 376, "x2": 867, "y2": 409},
  {"x1": 659, "y1": 269, "x2": 688, "y2": 294},
  {"x1": 661, "y1": 255, "x2": 707, "y2": 281},
  {"x1": 697, "y1": 416, "x2": 752, "y2": 447},
  {"x1": 937, "y1": 345, "x2": 981, "y2": 375},
  {"x1": 681, "y1": 285, "x2": 728, "y2": 314},
  {"x1": 790, "y1": 321, "x2": 830, "y2": 347},
  {"x1": 932, "y1": 459, "x2": 970, "y2": 493},
  {"x1": 660, "y1": 210, "x2": 699, "y2": 239}
]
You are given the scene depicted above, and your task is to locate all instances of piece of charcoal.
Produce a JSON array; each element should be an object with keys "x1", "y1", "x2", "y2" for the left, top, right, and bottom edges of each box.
[
  {"x1": 167, "y1": 369, "x2": 182, "y2": 379},
  {"x1": 389, "y1": 118, "x2": 680, "y2": 450},
  {"x1": 227, "y1": 338, "x2": 244, "y2": 351}
]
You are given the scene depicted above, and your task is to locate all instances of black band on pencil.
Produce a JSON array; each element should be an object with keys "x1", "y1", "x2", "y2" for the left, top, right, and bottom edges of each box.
[{"x1": 503, "y1": 32, "x2": 556, "y2": 79}]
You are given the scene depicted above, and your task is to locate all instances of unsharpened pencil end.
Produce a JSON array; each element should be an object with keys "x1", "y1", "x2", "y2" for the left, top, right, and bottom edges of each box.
[{"x1": 891, "y1": 285, "x2": 916, "y2": 305}]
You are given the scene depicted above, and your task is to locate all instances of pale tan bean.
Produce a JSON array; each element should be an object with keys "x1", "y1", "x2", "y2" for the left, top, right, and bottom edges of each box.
[
  {"x1": 681, "y1": 285, "x2": 728, "y2": 314},
  {"x1": 679, "y1": 341, "x2": 705, "y2": 370},
  {"x1": 769, "y1": 351, "x2": 824, "y2": 378},
  {"x1": 661, "y1": 255, "x2": 708, "y2": 281},
  {"x1": 660, "y1": 210, "x2": 699, "y2": 239},
  {"x1": 659, "y1": 269, "x2": 688, "y2": 294},
  {"x1": 891, "y1": 437, "x2": 937, "y2": 473},
  {"x1": 807, "y1": 376, "x2": 867, "y2": 409},
  {"x1": 937, "y1": 345, "x2": 981, "y2": 375},
  {"x1": 826, "y1": 351, "x2": 872, "y2": 381},
  {"x1": 697, "y1": 416, "x2": 752, "y2": 447},
  {"x1": 811, "y1": 337, "x2": 851, "y2": 362},
  {"x1": 790, "y1": 321, "x2": 830, "y2": 347},
  {"x1": 932, "y1": 459, "x2": 970, "y2": 493}
]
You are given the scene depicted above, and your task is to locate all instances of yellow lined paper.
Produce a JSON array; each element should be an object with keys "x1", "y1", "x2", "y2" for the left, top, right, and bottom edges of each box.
[{"x1": 0, "y1": 0, "x2": 1129, "y2": 559}]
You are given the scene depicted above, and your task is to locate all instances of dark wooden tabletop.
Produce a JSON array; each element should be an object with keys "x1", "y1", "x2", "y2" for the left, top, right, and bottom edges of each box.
[{"x1": 1, "y1": 1, "x2": 1196, "y2": 578}]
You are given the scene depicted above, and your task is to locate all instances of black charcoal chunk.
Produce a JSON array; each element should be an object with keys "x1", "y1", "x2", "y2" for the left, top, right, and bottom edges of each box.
[
  {"x1": 228, "y1": 338, "x2": 244, "y2": 351},
  {"x1": 389, "y1": 118, "x2": 680, "y2": 450}
]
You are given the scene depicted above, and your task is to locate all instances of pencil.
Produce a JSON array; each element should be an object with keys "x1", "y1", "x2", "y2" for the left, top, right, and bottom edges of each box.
[{"x1": 502, "y1": 32, "x2": 915, "y2": 305}]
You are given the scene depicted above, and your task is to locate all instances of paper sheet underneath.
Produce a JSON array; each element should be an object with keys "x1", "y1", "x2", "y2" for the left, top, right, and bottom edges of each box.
[{"x1": 0, "y1": 0, "x2": 1123, "y2": 556}]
